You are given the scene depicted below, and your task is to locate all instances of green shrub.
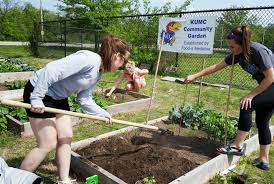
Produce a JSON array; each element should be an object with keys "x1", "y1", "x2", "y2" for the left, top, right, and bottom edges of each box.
[{"x1": 130, "y1": 47, "x2": 158, "y2": 65}]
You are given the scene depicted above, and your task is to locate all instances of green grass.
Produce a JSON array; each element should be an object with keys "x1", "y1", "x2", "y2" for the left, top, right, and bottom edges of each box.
[
  {"x1": 208, "y1": 149, "x2": 274, "y2": 184},
  {"x1": 0, "y1": 46, "x2": 51, "y2": 68},
  {"x1": 0, "y1": 46, "x2": 273, "y2": 183},
  {"x1": 0, "y1": 46, "x2": 32, "y2": 58}
]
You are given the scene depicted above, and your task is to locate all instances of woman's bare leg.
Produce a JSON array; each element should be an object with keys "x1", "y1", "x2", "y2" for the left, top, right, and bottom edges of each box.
[
  {"x1": 20, "y1": 117, "x2": 57, "y2": 171},
  {"x1": 55, "y1": 114, "x2": 73, "y2": 182}
]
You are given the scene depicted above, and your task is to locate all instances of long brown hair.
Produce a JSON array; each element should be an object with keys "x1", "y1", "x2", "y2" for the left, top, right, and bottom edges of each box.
[
  {"x1": 226, "y1": 26, "x2": 252, "y2": 63},
  {"x1": 99, "y1": 35, "x2": 129, "y2": 71}
]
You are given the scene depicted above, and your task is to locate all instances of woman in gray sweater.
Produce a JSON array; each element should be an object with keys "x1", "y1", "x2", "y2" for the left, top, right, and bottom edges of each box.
[{"x1": 21, "y1": 35, "x2": 130, "y2": 184}]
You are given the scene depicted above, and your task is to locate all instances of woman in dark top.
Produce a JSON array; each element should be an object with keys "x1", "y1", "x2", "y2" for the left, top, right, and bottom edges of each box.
[{"x1": 184, "y1": 26, "x2": 274, "y2": 170}]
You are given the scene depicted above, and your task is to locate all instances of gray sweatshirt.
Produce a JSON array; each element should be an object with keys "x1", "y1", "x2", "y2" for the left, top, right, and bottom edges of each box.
[{"x1": 29, "y1": 50, "x2": 110, "y2": 117}]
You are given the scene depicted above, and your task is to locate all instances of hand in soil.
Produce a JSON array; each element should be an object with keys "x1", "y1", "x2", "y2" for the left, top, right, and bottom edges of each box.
[{"x1": 105, "y1": 92, "x2": 111, "y2": 98}]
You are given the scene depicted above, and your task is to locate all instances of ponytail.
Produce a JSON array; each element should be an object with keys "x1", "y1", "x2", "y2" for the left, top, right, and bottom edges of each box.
[
  {"x1": 99, "y1": 35, "x2": 129, "y2": 71},
  {"x1": 227, "y1": 26, "x2": 252, "y2": 63},
  {"x1": 241, "y1": 26, "x2": 251, "y2": 63}
]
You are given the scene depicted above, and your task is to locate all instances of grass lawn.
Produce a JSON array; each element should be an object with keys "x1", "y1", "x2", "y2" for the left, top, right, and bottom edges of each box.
[
  {"x1": 0, "y1": 46, "x2": 273, "y2": 183},
  {"x1": 0, "y1": 46, "x2": 51, "y2": 68},
  {"x1": 208, "y1": 147, "x2": 274, "y2": 184}
]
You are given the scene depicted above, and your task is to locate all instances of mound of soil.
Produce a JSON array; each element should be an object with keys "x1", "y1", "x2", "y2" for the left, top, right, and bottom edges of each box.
[{"x1": 0, "y1": 83, "x2": 8, "y2": 91}]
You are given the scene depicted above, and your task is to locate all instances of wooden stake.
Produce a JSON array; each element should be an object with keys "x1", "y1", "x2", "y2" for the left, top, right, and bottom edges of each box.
[
  {"x1": 145, "y1": 32, "x2": 165, "y2": 123},
  {"x1": 197, "y1": 59, "x2": 206, "y2": 105},
  {"x1": 224, "y1": 55, "x2": 235, "y2": 144},
  {"x1": 182, "y1": 83, "x2": 188, "y2": 108}
]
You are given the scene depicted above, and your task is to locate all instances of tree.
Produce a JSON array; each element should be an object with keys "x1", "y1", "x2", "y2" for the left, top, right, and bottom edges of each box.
[
  {"x1": 263, "y1": 23, "x2": 274, "y2": 49},
  {"x1": 217, "y1": 6, "x2": 258, "y2": 33},
  {"x1": 57, "y1": 0, "x2": 132, "y2": 19},
  {"x1": 0, "y1": 1, "x2": 60, "y2": 41},
  {"x1": 214, "y1": 6, "x2": 259, "y2": 48}
]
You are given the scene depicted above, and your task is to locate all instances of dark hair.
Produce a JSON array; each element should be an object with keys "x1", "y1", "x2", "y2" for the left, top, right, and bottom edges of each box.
[
  {"x1": 99, "y1": 35, "x2": 129, "y2": 71},
  {"x1": 226, "y1": 26, "x2": 252, "y2": 63}
]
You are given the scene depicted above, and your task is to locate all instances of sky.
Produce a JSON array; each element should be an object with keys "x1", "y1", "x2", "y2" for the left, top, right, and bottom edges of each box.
[{"x1": 19, "y1": 0, "x2": 274, "y2": 13}]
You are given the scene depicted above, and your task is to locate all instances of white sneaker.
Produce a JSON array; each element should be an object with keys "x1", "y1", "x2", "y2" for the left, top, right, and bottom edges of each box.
[{"x1": 56, "y1": 179, "x2": 76, "y2": 184}]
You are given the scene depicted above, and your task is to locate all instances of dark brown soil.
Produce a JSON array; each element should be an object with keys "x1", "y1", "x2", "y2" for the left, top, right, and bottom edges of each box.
[
  {"x1": 75, "y1": 121, "x2": 220, "y2": 184},
  {"x1": 95, "y1": 90, "x2": 144, "y2": 104},
  {"x1": 0, "y1": 83, "x2": 8, "y2": 91},
  {"x1": 109, "y1": 92, "x2": 143, "y2": 104},
  {"x1": 231, "y1": 174, "x2": 248, "y2": 184}
]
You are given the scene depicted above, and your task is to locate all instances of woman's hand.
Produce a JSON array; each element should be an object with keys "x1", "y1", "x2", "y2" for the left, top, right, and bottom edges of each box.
[
  {"x1": 240, "y1": 94, "x2": 255, "y2": 110},
  {"x1": 184, "y1": 74, "x2": 197, "y2": 84},
  {"x1": 30, "y1": 104, "x2": 45, "y2": 113},
  {"x1": 105, "y1": 114, "x2": 113, "y2": 124}
]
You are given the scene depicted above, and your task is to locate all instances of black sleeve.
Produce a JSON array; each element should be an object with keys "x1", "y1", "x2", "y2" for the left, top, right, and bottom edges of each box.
[
  {"x1": 256, "y1": 48, "x2": 273, "y2": 71},
  {"x1": 224, "y1": 53, "x2": 239, "y2": 65}
]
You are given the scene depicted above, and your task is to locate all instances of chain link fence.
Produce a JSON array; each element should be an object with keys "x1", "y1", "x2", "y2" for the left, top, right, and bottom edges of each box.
[
  {"x1": 37, "y1": 19, "x2": 104, "y2": 58},
  {"x1": 37, "y1": 6, "x2": 274, "y2": 89}
]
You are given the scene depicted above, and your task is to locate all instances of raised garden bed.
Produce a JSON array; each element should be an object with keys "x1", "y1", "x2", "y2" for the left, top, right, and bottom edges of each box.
[
  {"x1": 70, "y1": 117, "x2": 220, "y2": 184},
  {"x1": 101, "y1": 88, "x2": 154, "y2": 115},
  {"x1": 7, "y1": 115, "x2": 81, "y2": 137},
  {"x1": 70, "y1": 117, "x2": 274, "y2": 184},
  {"x1": 0, "y1": 71, "x2": 33, "y2": 83},
  {"x1": 0, "y1": 80, "x2": 27, "y2": 91},
  {"x1": 0, "y1": 83, "x2": 8, "y2": 91}
]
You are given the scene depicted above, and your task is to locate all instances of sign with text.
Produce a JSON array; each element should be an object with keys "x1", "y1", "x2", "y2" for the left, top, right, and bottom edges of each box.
[{"x1": 158, "y1": 16, "x2": 217, "y2": 54}]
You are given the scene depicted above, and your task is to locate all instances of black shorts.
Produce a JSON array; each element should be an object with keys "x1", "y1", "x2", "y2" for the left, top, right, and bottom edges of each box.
[{"x1": 23, "y1": 81, "x2": 70, "y2": 118}]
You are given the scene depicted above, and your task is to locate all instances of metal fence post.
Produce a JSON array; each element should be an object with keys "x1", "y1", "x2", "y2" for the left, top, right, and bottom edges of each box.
[
  {"x1": 64, "y1": 20, "x2": 67, "y2": 56},
  {"x1": 95, "y1": 30, "x2": 99, "y2": 53},
  {"x1": 175, "y1": 13, "x2": 182, "y2": 67}
]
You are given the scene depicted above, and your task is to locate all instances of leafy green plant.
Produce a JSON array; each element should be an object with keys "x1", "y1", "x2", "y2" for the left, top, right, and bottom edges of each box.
[
  {"x1": 168, "y1": 103, "x2": 205, "y2": 129},
  {"x1": 143, "y1": 176, "x2": 156, "y2": 184},
  {"x1": 0, "y1": 57, "x2": 37, "y2": 72},
  {"x1": 68, "y1": 96, "x2": 83, "y2": 113},
  {"x1": 0, "y1": 105, "x2": 9, "y2": 131},
  {"x1": 0, "y1": 105, "x2": 29, "y2": 131},
  {"x1": 68, "y1": 95, "x2": 113, "y2": 112},
  {"x1": 5, "y1": 80, "x2": 27, "y2": 90},
  {"x1": 8, "y1": 107, "x2": 28, "y2": 122},
  {"x1": 93, "y1": 95, "x2": 113, "y2": 110},
  {"x1": 168, "y1": 104, "x2": 237, "y2": 142},
  {"x1": 0, "y1": 61, "x2": 19, "y2": 72},
  {"x1": 202, "y1": 111, "x2": 238, "y2": 142},
  {"x1": 97, "y1": 81, "x2": 109, "y2": 93}
]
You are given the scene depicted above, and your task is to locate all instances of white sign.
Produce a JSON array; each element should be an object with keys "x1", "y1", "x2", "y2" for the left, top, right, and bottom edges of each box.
[{"x1": 158, "y1": 16, "x2": 217, "y2": 54}]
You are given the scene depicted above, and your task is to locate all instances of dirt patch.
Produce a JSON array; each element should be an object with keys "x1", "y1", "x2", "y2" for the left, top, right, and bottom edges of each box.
[
  {"x1": 109, "y1": 92, "x2": 143, "y2": 104},
  {"x1": 0, "y1": 83, "x2": 8, "y2": 91},
  {"x1": 75, "y1": 121, "x2": 220, "y2": 184},
  {"x1": 95, "y1": 91, "x2": 144, "y2": 104}
]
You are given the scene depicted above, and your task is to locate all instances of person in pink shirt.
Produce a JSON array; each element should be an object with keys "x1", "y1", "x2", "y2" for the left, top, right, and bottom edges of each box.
[{"x1": 106, "y1": 61, "x2": 148, "y2": 97}]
